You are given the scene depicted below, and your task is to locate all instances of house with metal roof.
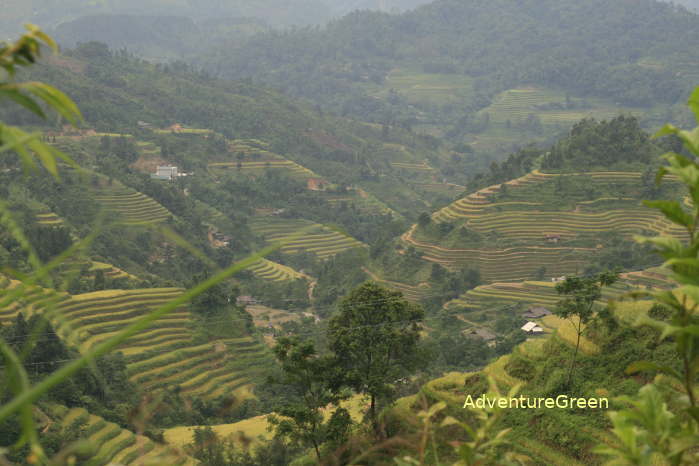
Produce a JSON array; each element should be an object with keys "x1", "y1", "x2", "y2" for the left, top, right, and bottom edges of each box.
[{"x1": 521, "y1": 321, "x2": 544, "y2": 333}]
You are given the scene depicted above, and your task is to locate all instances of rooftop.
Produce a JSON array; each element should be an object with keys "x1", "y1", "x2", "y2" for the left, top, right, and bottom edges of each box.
[
  {"x1": 521, "y1": 321, "x2": 544, "y2": 333},
  {"x1": 523, "y1": 306, "x2": 552, "y2": 318}
]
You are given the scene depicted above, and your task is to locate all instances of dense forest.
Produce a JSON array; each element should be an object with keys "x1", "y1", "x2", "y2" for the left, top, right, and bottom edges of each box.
[{"x1": 186, "y1": 0, "x2": 699, "y2": 148}]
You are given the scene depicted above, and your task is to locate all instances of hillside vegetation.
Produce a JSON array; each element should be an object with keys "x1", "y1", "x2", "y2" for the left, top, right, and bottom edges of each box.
[
  {"x1": 374, "y1": 117, "x2": 683, "y2": 288},
  {"x1": 2, "y1": 15, "x2": 699, "y2": 466},
  {"x1": 202, "y1": 0, "x2": 699, "y2": 151}
]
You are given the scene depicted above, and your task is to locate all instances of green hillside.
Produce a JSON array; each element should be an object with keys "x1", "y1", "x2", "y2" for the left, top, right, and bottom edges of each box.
[
  {"x1": 205, "y1": 0, "x2": 699, "y2": 150},
  {"x1": 250, "y1": 217, "x2": 367, "y2": 260},
  {"x1": 376, "y1": 117, "x2": 683, "y2": 286},
  {"x1": 389, "y1": 294, "x2": 676, "y2": 464},
  {"x1": 44, "y1": 405, "x2": 196, "y2": 466},
  {"x1": 8, "y1": 44, "x2": 464, "y2": 216},
  {"x1": 3, "y1": 15, "x2": 699, "y2": 466}
]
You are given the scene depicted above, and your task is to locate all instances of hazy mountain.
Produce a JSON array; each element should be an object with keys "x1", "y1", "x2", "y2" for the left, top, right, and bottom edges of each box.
[
  {"x1": 673, "y1": 0, "x2": 699, "y2": 11},
  {"x1": 1, "y1": 0, "x2": 432, "y2": 40}
]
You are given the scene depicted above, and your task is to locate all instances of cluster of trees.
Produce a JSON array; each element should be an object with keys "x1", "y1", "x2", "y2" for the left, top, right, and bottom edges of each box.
[
  {"x1": 542, "y1": 116, "x2": 658, "y2": 171},
  {"x1": 466, "y1": 145, "x2": 542, "y2": 192},
  {"x1": 183, "y1": 282, "x2": 432, "y2": 465},
  {"x1": 262, "y1": 282, "x2": 423, "y2": 461}
]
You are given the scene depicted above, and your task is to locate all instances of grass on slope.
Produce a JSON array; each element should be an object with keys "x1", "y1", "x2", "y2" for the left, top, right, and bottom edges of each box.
[
  {"x1": 164, "y1": 394, "x2": 367, "y2": 448},
  {"x1": 50, "y1": 287, "x2": 273, "y2": 400},
  {"x1": 363, "y1": 66, "x2": 474, "y2": 106},
  {"x1": 250, "y1": 217, "x2": 367, "y2": 260},
  {"x1": 248, "y1": 258, "x2": 307, "y2": 282},
  {"x1": 48, "y1": 405, "x2": 196, "y2": 466},
  {"x1": 164, "y1": 415, "x2": 272, "y2": 448},
  {"x1": 480, "y1": 87, "x2": 642, "y2": 126}
]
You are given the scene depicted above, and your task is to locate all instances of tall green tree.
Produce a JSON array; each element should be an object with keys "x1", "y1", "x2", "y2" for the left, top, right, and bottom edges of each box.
[
  {"x1": 554, "y1": 271, "x2": 618, "y2": 387},
  {"x1": 267, "y1": 336, "x2": 350, "y2": 460},
  {"x1": 328, "y1": 281, "x2": 424, "y2": 432},
  {"x1": 189, "y1": 271, "x2": 236, "y2": 315}
]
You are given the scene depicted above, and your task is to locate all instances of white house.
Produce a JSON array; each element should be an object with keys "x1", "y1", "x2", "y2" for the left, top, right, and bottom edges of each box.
[
  {"x1": 151, "y1": 166, "x2": 179, "y2": 180},
  {"x1": 521, "y1": 321, "x2": 544, "y2": 333},
  {"x1": 158, "y1": 166, "x2": 178, "y2": 178}
]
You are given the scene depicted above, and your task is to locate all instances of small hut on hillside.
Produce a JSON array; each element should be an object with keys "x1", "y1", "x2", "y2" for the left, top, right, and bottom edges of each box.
[
  {"x1": 521, "y1": 321, "x2": 544, "y2": 334},
  {"x1": 522, "y1": 306, "x2": 552, "y2": 319}
]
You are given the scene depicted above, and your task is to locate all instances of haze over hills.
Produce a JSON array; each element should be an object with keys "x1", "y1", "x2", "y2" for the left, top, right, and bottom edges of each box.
[
  {"x1": 674, "y1": 0, "x2": 699, "y2": 10},
  {"x1": 2, "y1": 0, "x2": 699, "y2": 464},
  {"x1": 198, "y1": 0, "x2": 699, "y2": 153},
  {"x1": 1, "y1": 0, "x2": 432, "y2": 43}
]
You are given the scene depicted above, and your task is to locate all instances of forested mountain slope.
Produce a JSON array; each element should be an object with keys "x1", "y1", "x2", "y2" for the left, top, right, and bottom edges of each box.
[
  {"x1": 2, "y1": 0, "x2": 334, "y2": 34},
  {"x1": 201, "y1": 0, "x2": 699, "y2": 145},
  {"x1": 212, "y1": 0, "x2": 699, "y2": 105},
  {"x1": 49, "y1": 15, "x2": 269, "y2": 62},
  {"x1": 671, "y1": 0, "x2": 699, "y2": 11},
  {"x1": 6, "y1": 43, "x2": 469, "y2": 215}
]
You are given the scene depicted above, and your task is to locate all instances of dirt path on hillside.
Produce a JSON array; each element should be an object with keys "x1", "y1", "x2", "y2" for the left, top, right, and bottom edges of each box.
[{"x1": 307, "y1": 279, "x2": 317, "y2": 302}]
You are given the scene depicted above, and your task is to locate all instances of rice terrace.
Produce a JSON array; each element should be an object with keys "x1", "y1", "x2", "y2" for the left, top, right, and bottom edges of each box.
[{"x1": 3, "y1": 1, "x2": 699, "y2": 465}]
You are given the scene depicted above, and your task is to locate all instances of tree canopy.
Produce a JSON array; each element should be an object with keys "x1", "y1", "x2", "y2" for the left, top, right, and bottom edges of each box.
[{"x1": 328, "y1": 281, "x2": 424, "y2": 429}]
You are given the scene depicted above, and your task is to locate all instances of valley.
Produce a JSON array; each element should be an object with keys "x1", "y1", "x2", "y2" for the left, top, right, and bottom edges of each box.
[{"x1": 2, "y1": 2, "x2": 699, "y2": 465}]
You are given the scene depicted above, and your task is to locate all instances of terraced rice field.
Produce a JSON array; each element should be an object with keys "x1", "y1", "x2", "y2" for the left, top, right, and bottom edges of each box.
[
  {"x1": 620, "y1": 267, "x2": 673, "y2": 289},
  {"x1": 516, "y1": 438, "x2": 587, "y2": 466},
  {"x1": 320, "y1": 188, "x2": 397, "y2": 216},
  {"x1": 210, "y1": 159, "x2": 316, "y2": 178},
  {"x1": 481, "y1": 87, "x2": 638, "y2": 126},
  {"x1": 409, "y1": 182, "x2": 465, "y2": 197},
  {"x1": 89, "y1": 261, "x2": 137, "y2": 280},
  {"x1": 164, "y1": 394, "x2": 365, "y2": 448},
  {"x1": 445, "y1": 280, "x2": 560, "y2": 311},
  {"x1": 390, "y1": 161, "x2": 434, "y2": 171},
  {"x1": 93, "y1": 183, "x2": 171, "y2": 224},
  {"x1": 0, "y1": 277, "x2": 70, "y2": 324},
  {"x1": 394, "y1": 333, "x2": 608, "y2": 465},
  {"x1": 407, "y1": 170, "x2": 685, "y2": 280},
  {"x1": 371, "y1": 67, "x2": 474, "y2": 105},
  {"x1": 50, "y1": 406, "x2": 195, "y2": 465},
  {"x1": 540, "y1": 314, "x2": 600, "y2": 354},
  {"x1": 403, "y1": 226, "x2": 591, "y2": 280},
  {"x1": 51, "y1": 288, "x2": 273, "y2": 400},
  {"x1": 248, "y1": 258, "x2": 307, "y2": 282},
  {"x1": 445, "y1": 272, "x2": 669, "y2": 312},
  {"x1": 483, "y1": 354, "x2": 522, "y2": 387},
  {"x1": 36, "y1": 212, "x2": 63, "y2": 225},
  {"x1": 154, "y1": 127, "x2": 213, "y2": 135},
  {"x1": 55, "y1": 260, "x2": 139, "y2": 285},
  {"x1": 362, "y1": 268, "x2": 433, "y2": 303},
  {"x1": 135, "y1": 140, "x2": 160, "y2": 155},
  {"x1": 229, "y1": 138, "x2": 270, "y2": 152},
  {"x1": 208, "y1": 142, "x2": 319, "y2": 181},
  {"x1": 165, "y1": 415, "x2": 273, "y2": 448},
  {"x1": 433, "y1": 170, "x2": 684, "y2": 241},
  {"x1": 250, "y1": 218, "x2": 366, "y2": 260}
]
